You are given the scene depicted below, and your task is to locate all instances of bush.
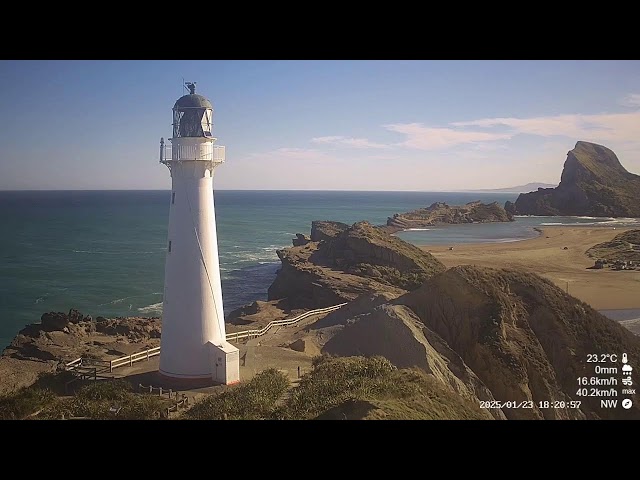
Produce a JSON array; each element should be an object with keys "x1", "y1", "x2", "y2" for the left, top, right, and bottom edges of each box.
[
  {"x1": 186, "y1": 368, "x2": 289, "y2": 420},
  {"x1": 0, "y1": 388, "x2": 58, "y2": 420}
]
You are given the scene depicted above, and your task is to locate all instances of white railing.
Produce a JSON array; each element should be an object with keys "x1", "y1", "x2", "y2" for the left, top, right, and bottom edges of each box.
[
  {"x1": 109, "y1": 347, "x2": 161, "y2": 372},
  {"x1": 105, "y1": 302, "x2": 347, "y2": 373},
  {"x1": 225, "y1": 303, "x2": 347, "y2": 342},
  {"x1": 161, "y1": 144, "x2": 225, "y2": 164},
  {"x1": 65, "y1": 357, "x2": 83, "y2": 370}
]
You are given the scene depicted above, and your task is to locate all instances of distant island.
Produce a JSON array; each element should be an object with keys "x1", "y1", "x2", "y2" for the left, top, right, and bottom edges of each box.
[
  {"x1": 506, "y1": 141, "x2": 640, "y2": 217},
  {"x1": 463, "y1": 182, "x2": 557, "y2": 193},
  {"x1": 382, "y1": 200, "x2": 513, "y2": 234}
]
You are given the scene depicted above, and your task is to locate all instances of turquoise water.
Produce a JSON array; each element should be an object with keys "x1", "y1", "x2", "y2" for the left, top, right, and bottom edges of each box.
[{"x1": 1, "y1": 190, "x2": 638, "y2": 351}]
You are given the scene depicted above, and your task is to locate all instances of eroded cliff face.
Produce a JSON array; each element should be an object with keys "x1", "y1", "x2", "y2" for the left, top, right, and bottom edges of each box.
[
  {"x1": 394, "y1": 266, "x2": 640, "y2": 420},
  {"x1": 512, "y1": 141, "x2": 640, "y2": 217},
  {"x1": 267, "y1": 221, "x2": 446, "y2": 309},
  {"x1": 321, "y1": 303, "x2": 505, "y2": 420}
]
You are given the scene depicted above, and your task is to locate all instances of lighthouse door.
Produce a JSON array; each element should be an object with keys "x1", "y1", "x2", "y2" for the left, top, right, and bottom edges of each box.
[{"x1": 215, "y1": 355, "x2": 223, "y2": 381}]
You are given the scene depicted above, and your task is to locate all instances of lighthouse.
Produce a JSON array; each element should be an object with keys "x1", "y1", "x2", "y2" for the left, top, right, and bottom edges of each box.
[{"x1": 158, "y1": 82, "x2": 239, "y2": 385}]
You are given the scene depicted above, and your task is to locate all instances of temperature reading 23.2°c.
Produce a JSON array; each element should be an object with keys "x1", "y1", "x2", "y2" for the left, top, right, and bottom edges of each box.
[{"x1": 587, "y1": 353, "x2": 618, "y2": 363}]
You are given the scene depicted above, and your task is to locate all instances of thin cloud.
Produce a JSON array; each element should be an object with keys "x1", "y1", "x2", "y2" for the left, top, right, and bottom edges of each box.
[
  {"x1": 384, "y1": 123, "x2": 512, "y2": 150},
  {"x1": 311, "y1": 135, "x2": 390, "y2": 149},
  {"x1": 451, "y1": 111, "x2": 640, "y2": 143},
  {"x1": 620, "y1": 93, "x2": 640, "y2": 107}
]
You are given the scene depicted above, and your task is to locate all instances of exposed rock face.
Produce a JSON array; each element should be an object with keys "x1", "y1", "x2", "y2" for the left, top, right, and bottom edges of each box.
[
  {"x1": 225, "y1": 299, "x2": 293, "y2": 327},
  {"x1": 39, "y1": 309, "x2": 92, "y2": 331},
  {"x1": 267, "y1": 221, "x2": 446, "y2": 309},
  {"x1": 394, "y1": 265, "x2": 640, "y2": 420},
  {"x1": 322, "y1": 303, "x2": 504, "y2": 420},
  {"x1": 310, "y1": 221, "x2": 349, "y2": 242},
  {"x1": 292, "y1": 233, "x2": 311, "y2": 247},
  {"x1": 383, "y1": 201, "x2": 513, "y2": 234},
  {"x1": 40, "y1": 312, "x2": 70, "y2": 331},
  {"x1": 511, "y1": 141, "x2": 640, "y2": 216}
]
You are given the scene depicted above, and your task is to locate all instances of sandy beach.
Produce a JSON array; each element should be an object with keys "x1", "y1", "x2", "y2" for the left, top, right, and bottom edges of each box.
[{"x1": 419, "y1": 226, "x2": 640, "y2": 310}]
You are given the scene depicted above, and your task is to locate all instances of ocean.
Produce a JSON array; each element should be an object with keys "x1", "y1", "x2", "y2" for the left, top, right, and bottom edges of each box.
[{"x1": 1, "y1": 190, "x2": 639, "y2": 351}]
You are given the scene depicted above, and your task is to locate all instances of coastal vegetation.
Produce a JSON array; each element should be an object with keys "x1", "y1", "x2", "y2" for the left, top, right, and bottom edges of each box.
[
  {"x1": 0, "y1": 377, "x2": 171, "y2": 420},
  {"x1": 587, "y1": 229, "x2": 640, "y2": 263}
]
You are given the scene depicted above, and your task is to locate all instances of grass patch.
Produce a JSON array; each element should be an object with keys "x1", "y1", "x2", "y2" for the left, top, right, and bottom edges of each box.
[{"x1": 185, "y1": 368, "x2": 290, "y2": 420}]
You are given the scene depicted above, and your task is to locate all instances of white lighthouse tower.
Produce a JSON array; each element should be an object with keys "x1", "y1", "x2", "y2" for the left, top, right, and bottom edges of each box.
[{"x1": 158, "y1": 82, "x2": 239, "y2": 385}]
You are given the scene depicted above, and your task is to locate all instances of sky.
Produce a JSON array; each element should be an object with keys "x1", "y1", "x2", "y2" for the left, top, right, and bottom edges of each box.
[{"x1": 1, "y1": 60, "x2": 639, "y2": 191}]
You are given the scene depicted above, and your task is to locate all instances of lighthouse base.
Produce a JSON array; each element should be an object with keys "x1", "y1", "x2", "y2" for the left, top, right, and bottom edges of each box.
[{"x1": 157, "y1": 341, "x2": 240, "y2": 387}]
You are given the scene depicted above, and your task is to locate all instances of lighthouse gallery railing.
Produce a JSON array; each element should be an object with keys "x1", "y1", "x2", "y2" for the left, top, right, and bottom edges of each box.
[{"x1": 66, "y1": 302, "x2": 347, "y2": 373}]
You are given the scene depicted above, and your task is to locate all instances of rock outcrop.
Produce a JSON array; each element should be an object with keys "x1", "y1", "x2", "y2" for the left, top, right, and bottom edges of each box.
[
  {"x1": 0, "y1": 311, "x2": 161, "y2": 396},
  {"x1": 383, "y1": 201, "x2": 513, "y2": 234},
  {"x1": 267, "y1": 221, "x2": 446, "y2": 309},
  {"x1": 511, "y1": 141, "x2": 640, "y2": 216},
  {"x1": 310, "y1": 221, "x2": 349, "y2": 242},
  {"x1": 292, "y1": 233, "x2": 310, "y2": 247},
  {"x1": 586, "y1": 229, "x2": 640, "y2": 263}
]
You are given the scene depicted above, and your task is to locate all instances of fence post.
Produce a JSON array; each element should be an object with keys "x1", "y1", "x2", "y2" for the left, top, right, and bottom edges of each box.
[
  {"x1": 129, "y1": 354, "x2": 133, "y2": 367},
  {"x1": 110, "y1": 361, "x2": 113, "y2": 373},
  {"x1": 159, "y1": 387, "x2": 163, "y2": 396},
  {"x1": 147, "y1": 350, "x2": 150, "y2": 361}
]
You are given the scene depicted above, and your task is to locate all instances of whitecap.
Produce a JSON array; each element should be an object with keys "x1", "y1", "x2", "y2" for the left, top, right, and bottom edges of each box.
[{"x1": 138, "y1": 302, "x2": 164, "y2": 314}]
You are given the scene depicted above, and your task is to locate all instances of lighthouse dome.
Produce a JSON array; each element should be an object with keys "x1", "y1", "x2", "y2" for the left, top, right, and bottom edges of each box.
[
  {"x1": 173, "y1": 94, "x2": 213, "y2": 110},
  {"x1": 172, "y1": 83, "x2": 214, "y2": 138}
]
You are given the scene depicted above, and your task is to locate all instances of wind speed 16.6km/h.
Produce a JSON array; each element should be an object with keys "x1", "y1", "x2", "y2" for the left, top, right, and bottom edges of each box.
[{"x1": 586, "y1": 354, "x2": 618, "y2": 363}]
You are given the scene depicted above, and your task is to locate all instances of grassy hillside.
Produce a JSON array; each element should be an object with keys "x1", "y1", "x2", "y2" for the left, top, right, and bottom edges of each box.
[{"x1": 586, "y1": 229, "x2": 640, "y2": 262}]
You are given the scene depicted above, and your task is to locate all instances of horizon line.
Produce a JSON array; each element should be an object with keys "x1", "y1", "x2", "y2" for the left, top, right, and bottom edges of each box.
[{"x1": 0, "y1": 188, "x2": 533, "y2": 193}]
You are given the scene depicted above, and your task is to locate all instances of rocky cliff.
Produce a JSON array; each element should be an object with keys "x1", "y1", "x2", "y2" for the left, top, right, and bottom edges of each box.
[
  {"x1": 267, "y1": 221, "x2": 446, "y2": 309},
  {"x1": 384, "y1": 201, "x2": 513, "y2": 234},
  {"x1": 509, "y1": 141, "x2": 640, "y2": 217}
]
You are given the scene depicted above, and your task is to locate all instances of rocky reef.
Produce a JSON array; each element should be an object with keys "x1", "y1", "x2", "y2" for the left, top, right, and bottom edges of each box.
[
  {"x1": 383, "y1": 201, "x2": 513, "y2": 234},
  {"x1": 508, "y1": 141, "x2": 640, "y2": 217}
]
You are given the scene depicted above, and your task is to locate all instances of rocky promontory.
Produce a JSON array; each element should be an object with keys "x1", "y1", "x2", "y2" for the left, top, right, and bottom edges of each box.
[
  {"x1": 507, "y1": 141, "x2": 640, "y2": 217},
  {"x1": 267, "y1": 221, "x2": 446, "y2": 310},
  {"x1": 383, "y1": 201, "x2": 514, "y2": 234},
  {"x1": 0, "y1": 309, "x2": 161, "y2": 395}
]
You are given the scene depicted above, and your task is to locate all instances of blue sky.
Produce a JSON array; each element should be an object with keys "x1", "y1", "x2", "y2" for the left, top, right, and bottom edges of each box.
[{"x1": 1, "y1": 60, "x2": 639, "y2": 190}]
